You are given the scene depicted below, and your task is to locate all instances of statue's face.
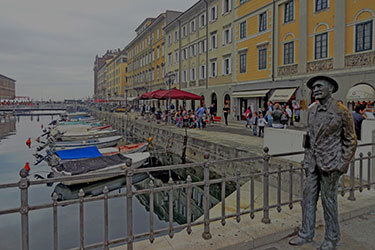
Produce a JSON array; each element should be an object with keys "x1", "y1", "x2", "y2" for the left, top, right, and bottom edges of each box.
[{"x1": 312, "y1": 80, "x2": 332, "y2": 100}]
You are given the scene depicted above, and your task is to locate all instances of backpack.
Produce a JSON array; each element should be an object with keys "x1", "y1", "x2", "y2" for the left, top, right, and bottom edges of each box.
[{"x1": 280, "y1": 113, "x2": 289, "y2": 125}]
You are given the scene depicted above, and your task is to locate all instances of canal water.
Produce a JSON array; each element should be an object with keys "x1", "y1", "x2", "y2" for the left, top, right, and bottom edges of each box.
[{"x1": 0, "y1": 115, "x2": 235, "y2": 250}]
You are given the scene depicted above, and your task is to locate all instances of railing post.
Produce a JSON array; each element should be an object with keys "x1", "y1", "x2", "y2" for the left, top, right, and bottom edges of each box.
[
  {"x1": 19, "y1": 168, "x2": 30, "y2": 250},
  {"x1": 348, "y1": 159, "x2": 356, "y2": 201},
  {"x1": 168, "y1": 177, "x2": 174, "y2": 239},
  {"x1": 79, "y1": 189, "x2": 85, "y2": 250},
  {"x1": 126, "y1": 160, "x2": 134, "y2": 250},
  {"x1": 52, "y1": 192, "x2": 59, "y2": 250},
  {"x1": 202, "y1": 153, "x2": 212, "y2": 240},
  {"x1": 186, "y1": 176, "x2": 192, "y2": 234},
  {"x1": 149, "y1": 180, "x2": 155, "y2": 243},
  {"x1": 262, "y1": 147, "x2": 271, "y2": 224},
  {"x1": 103, "y1": 186, "x2": 109, "y2": 250},
  {"x1": 236, "y1": 169, "x2": 241, "y2": 223}
]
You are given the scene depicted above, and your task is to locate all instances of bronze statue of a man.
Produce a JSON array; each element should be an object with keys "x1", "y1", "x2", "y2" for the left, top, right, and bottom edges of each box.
[{"x1": 289, "y1": 76, "x2": 357, "y2": 250}]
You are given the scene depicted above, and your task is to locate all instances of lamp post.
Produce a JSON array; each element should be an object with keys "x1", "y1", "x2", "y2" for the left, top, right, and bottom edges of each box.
[{"x1": 166, "y1": 73, "x2": 176, "y2": 122}]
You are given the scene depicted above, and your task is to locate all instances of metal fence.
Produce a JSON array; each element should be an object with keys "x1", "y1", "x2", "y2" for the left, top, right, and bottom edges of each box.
[{"x1": 0, "y1": 143, "x2": 374, "y2": 250}]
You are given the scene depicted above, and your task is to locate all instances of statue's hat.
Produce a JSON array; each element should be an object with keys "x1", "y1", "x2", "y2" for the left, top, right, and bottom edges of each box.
[{"x1": 306, "y1": 75, "x2": 339, "y2": 93}]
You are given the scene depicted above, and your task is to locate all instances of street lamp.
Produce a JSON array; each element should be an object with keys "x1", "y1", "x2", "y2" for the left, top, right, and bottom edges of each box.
[{"x1": 165, "y1": 73, "x2": 176, "y2": 122}]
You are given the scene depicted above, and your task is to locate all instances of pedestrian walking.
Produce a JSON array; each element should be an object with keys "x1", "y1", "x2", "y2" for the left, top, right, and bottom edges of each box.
[
  {"x1": 258, "y1": 113, "x2": 267, "y2": 137},
  {"x1": 252, "y1": 112, "x2": 258, "y2": 136},
  {"x1": 245, "y1": 107, "x2": 252, "y2": 128},
  {"x1": 223, "y1": 102, "x2": 230, "y2": 126}
]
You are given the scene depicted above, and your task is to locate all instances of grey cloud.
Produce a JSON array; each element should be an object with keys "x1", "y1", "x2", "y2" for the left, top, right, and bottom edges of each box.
[{"x1": 0, "y1": 0, "x2": 197, "y2": 100}]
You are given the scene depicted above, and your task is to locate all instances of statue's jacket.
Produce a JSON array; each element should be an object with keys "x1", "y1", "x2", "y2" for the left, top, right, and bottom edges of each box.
[{"x1": 304, "y1": 99, "x2": 357, "y2": 174}]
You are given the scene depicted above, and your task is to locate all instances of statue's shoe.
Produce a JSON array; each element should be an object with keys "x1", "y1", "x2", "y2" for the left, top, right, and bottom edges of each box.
[
  {"x1": 319, "y1": 240, "x2": 337, "y2": 250},
  {"x1": 289, "y1": 236, "x2": 312, "y2": 246}
]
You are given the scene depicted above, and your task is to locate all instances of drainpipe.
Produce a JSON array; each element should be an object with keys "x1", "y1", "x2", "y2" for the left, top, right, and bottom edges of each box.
[
  {"x1": 204, "y1": 0, "x2": 209, "y2": 89},
  {"x1": 271, "y1": 0, "x2": 276, "y2": 82},
  {"x1": 178, "y1": 20, "x2": 182, "y2": 90}
]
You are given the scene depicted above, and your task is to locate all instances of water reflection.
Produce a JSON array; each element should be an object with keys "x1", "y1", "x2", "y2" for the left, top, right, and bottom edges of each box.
[
  {"x1": 0, "y1": 117, "x2": 16, "y2": 140},
  {"x1": 53, "y1": 174, "x2": 148, "y2": 201},
  {"x1": 52, "y1": 153, "x2": 236, "y2": 226}
]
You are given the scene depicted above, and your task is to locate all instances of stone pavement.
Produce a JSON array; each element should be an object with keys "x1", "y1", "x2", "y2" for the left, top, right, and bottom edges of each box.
[
  {"x1": 256, "y1": 211, "x2": 375, "y2": 250},
  {"x1": 113, "y1": 178, "x2": 375, "y2": 250}
]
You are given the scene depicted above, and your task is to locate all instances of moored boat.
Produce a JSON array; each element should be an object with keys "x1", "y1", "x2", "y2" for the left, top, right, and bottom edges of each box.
[
  {"x1": 53, "y1": 135, "x2": 122, "y2": 150},
  {"x1": 51, "y1": 152, "x2": 150, "y2": 185}
]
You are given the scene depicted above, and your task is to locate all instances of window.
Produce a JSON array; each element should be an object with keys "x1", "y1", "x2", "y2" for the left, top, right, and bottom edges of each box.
[
  {"x1": 190, "y1": 44, "x2": 197, "y2": 57},
  {"x1": 190, "y1": 68, "x2": 196, "y2": 81},
  {"x1": 157, "y1": 66, "x2": 160, "y2": 80},
  {"x1": 223, "y1": 28, "x2": 232, "y2": 45},
  {"x1": 157, "y1": 46, "x2": 160, "y2": 59},
  {"x1": 239, "y1": 53, "x2": 247, "y2": 73},
  {"x1": 284, "y1": 0, "x2": 294, "y2": 23},
  {"x1": 315, "y1": 32, "x2": 328, "y2": 59},
  {"x1": 156, "y1": 29, "x2": 160, "y2": 40},
  {"x1": 168, "y1": 53, "x2": 172, "y2": 66},
  {"x1": 168, "y1": 35, "x2": 172, "y2": 45},
  {"x1": 162, "y1": 44, "x2": 165, "y2": 57},
  {"x1": 355, "y1": 21, "x2": 373, "y2": 52},
  {"x1": 240, "y1": 0, "x2": 246, "y2": 5},
  {"x1": 190, "y1": 20, "x2": 196, "y2": 33},
  {"x1": 258, "y1": 48, "x2": 267, "y2": 69},
  {"x1": 183, "y1": 48, "x2": 188, "y2": 60},
  {"x1": 222, "y1": 0, "x2": 231, "y2": 14},
  {"x1": 183, "y1": 70, "x2": 187, "y2": 82},
  {"x1": 174, "y1": 31, "x2": 179, "y2": 42},
  {"x1": 174, "y1": 51, "x2": 179, "y2": 64},
  {"x1": 222, "y1": 57, "x2": 231, "y2": 75},
  {"x1": 200, "y1": 65, "x2": 206, "y2": 79},
  {"x1": 162, "y1": 64, "x2": 165, "y2": 78},
  {"x1": 183, "y1": 25, "x2": 187, "y2": 37},
  {"x1": 284, "y1": 41, "x2": 294, "y2": 65},
  {"x1": 259, "y1": 12, "x2": 267, "y2": 32},
  {"x1": 200, "y1": 13, "x2": 206, "y2": 28},
  {"x1": 240, "y1": 21, "x2": 246, "y2": 39},
  {"x1": 315, "y1": 0, "x2": 328, "y2": 12},
  {"x1": 211, "y1": 34, "x2": 218, "y2": 49},
  {"x1": 210, "y1": 6, "x2": 218, "y2": 21},
  {"x1": 210, "y1": 61, "x2": 217, "y2": 77},
  {"x1": 199, "y1": 40, "x2": 207, "y2": 53}
]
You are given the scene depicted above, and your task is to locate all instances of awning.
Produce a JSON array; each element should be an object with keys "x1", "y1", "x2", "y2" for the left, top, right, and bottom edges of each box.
[
  {"x1": 126, "y1": 96, "x2": 138, "y2": 101},
  {"x1": 269, "y1": 88, "x2": 297, "y2": 102},
  {"x1": 346, "y1": 84, "x2": 375, "y2": 102},
  {"x1": 110, "y1": 97, "x2": 124, "y2": 102},
  {"x1": 232, "y1": 89, "x2": 270, "y2": 98}
]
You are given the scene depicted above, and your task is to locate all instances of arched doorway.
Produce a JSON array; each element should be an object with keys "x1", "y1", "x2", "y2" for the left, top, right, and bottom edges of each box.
[
  {"x1": 224, "y1": 94, "x2": 230, "y2": 105},
  {"x1": 211, "y1": 93, "x2": 217, "y2": 106},
  {"x1": 211, "y1": 93, "x2": 218, "y2": 115},
  {"x1": 200, "y1": 95, "x2": 205, "y2": 107},
  {"x1": 346, "y1": 83, "x2": 375, "y2": 110}
]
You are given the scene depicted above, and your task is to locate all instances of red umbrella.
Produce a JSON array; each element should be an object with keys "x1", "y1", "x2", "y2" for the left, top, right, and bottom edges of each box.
[
  {"x1": 138, "y1": 89, "x2": 165, "y2": 100},
  {"x1": 153, "y1": 89, "x2": 204, "y2": 100}
]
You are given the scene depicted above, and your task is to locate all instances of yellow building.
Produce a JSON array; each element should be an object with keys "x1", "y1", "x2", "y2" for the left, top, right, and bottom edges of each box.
[
  {"x1": 106, "y1": 51, "x2": 128, "y2": 102},
  {"x1": 164, "y1": 0, "x2": 236, "y2": 114},
  {"x1": 233, "y1": 0, "x2": 375, "y2": 122},
  {"x1": 125, "y1": 11, "x2": 182, "y2": 102}
]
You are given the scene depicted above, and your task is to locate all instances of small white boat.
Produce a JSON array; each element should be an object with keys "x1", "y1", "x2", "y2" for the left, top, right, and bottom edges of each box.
[
  {"x1": 57, "y1": 129, "x2": 118, "y2": 141},
  {"x1": 54, "y1": 136, "x2": 122, "y2": 150},
  {"x1": 52, "y1": 152, "x2": 150, "y2": 185}
]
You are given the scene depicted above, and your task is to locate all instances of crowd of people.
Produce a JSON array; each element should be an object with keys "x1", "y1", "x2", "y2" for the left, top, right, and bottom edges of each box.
[{"x1": 242, "y1": 100, "x2": 301, "y2": 137}]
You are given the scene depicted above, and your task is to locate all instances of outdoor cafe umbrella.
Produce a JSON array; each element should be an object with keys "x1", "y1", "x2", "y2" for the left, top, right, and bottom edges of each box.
[
  {"x1": 138, "y1": 89, "x2": 165, "y2": 100},
  {"x1": 153, "y1": 89, "x2": 204, "y2": 100}
]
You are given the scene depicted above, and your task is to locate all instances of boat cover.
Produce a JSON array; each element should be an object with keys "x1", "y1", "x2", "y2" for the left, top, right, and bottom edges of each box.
[
  {"x1": 55, "y1": 154, "x2": 129, "y2": 175},
  {"x1": 56, "y1": 146, "x2": 102, "y2": 160},
  {"x1": 71, "y1": 116, "x2": 89, "y2": 120}
]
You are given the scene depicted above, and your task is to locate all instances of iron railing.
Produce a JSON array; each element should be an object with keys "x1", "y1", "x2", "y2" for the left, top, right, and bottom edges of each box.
[{"x1": 0, "y1": 143, "x2": 374, "y2": 250}]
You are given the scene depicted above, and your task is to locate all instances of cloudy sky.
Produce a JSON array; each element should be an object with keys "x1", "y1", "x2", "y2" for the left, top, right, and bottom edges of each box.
[{"x1": 0, "y1": 0, "x2": 197, "y2": 101}]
